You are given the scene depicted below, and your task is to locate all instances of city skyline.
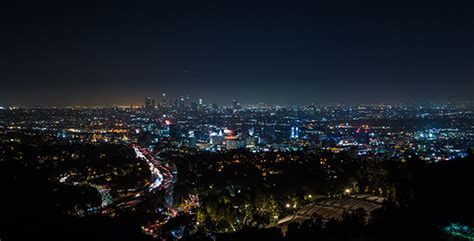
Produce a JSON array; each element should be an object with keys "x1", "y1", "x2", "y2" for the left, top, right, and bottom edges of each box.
[
  {"x1": 1, "y1": 1, "x2": 474, "y2": 240},
  {"x1": 2, "y1": 94, "x2": 474, "y2": 108},
  {"x1": 2, "y1": 1, "x2": 474, "y2": 106}
]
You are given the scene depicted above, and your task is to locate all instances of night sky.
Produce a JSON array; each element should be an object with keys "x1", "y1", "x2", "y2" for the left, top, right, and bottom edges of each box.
[{"x1": 1, "y1": 1, "x2": 473, "y2": 106}]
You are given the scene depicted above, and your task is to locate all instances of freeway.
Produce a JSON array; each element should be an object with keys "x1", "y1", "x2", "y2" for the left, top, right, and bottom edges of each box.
[
  {"x1": 133, "y1": 146, "x2": 163, "y2": 191},
  {"x1": 58, "y1": 144, "x2": 179, "y2": 238},
  {"x1": 101, "y1": 145, "x2": 177, "y2": 214},
  {"x1": 132, "y1": 145, "x2": 176, "y2": 194},
  {"x1": 59, "y1": 144, "x2": 177, "y2": 216},
  {"x1": 58, "y1": 174, "x2": 113, "y2": 215}
]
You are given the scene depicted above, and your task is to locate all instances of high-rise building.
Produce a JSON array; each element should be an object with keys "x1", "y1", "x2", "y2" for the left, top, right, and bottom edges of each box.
[
  {"x1": 161, "y1": 93, "x2": 167, "y2": 108},
  {"x1": 290, "y1": 126, "x2": 299, "y2": 139},
  {"x1": 185, "y1": 95, "x2": 190, "y2": 107},
  {"x1": 197, "y1": 98, "x2": 203, "y2": 110},
  {"x1": 145, "y1": 97, "x2": 155, "y2": 111},
  {"x1": 232, "y1": 99, "x2": 241, "y2": 110},
  {"x1": 191, "y1": 102, "x2": 198, "y2": 111},
  {"x1": 178, "y1": 97, "x2": 185, "y2": 109}
]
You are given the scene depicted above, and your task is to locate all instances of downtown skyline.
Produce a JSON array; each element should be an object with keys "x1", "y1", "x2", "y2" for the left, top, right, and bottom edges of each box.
[
  {"x1": 1, "y1": 1, "x2": 474, "y2": 241},
  {"x1": 1, "y1": 1, "x2": 474, "y2": 106}
]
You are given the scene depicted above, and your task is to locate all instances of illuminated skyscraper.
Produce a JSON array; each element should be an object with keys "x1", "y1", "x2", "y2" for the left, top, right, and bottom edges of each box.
[
  {"x1": 178, "y1": 97, "x2": 185, "y2": 109},
  {"x1": 290, "y1": 126, "x2": 299, "y2": 139},
  {"x1": 161, "y1": 93, "x2": 167, "y2": 107},
  {"x1": 145, "y1": 97, "x2": 155, "y2": 111},
  {"x1": 232, "y1": 99, "x2": 241, "y2": 110}
]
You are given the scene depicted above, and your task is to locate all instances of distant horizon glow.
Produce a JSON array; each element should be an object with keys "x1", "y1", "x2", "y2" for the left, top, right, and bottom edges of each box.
[{"x1": 1, "y1": 2, "x2": 474, "y2": 106}]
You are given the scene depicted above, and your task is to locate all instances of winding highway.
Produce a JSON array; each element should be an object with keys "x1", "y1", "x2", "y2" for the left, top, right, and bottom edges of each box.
[
  {"x1": 101, "y1": 144, "x2": 177, "y2": 214},
  {"x1": 58, "y1": 144, "x2": 178, "y2": 238}
]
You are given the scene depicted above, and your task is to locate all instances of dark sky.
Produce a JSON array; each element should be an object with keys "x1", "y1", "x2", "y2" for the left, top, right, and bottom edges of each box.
[{"x1": 1, "y1": 1, "x2": 473, "y2": 106}]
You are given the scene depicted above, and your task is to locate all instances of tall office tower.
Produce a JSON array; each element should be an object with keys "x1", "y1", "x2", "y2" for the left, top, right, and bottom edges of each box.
[
  {"x1": 185, "y1": 95, "x2": 190, "y2": 107},
  {"x1": 290, "y1": 126, "x2": 299, "y2": 139},
  {"x1": 161, "y1": 93, "x2": 167, "y2": 107},
  {"x1": 211, "y1": 103, "x2": 219, "y2": 110},
  {"x1": 179, "y1": 97, "x2": 185, "y2": 109},
  {"x1": 232, "y1": 99, "x2": 241, "y2": 110},
  {"x1": 197, "y1": 98, "x2": 203, "y2": 110},
  {"x1": 145, "y1": 96, "x2": 155, "y2": 111},
  {"x1": 191, "y1": 102, "x2": 198, "y2": 111}
]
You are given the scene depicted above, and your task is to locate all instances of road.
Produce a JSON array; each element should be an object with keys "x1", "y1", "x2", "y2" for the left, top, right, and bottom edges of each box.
[
  {"x1": 101, "y1": 145, "x2": 177, "y2": 214},
  {"x1": 59, "y1": 144, "x2": 178, "y2": 237}
]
